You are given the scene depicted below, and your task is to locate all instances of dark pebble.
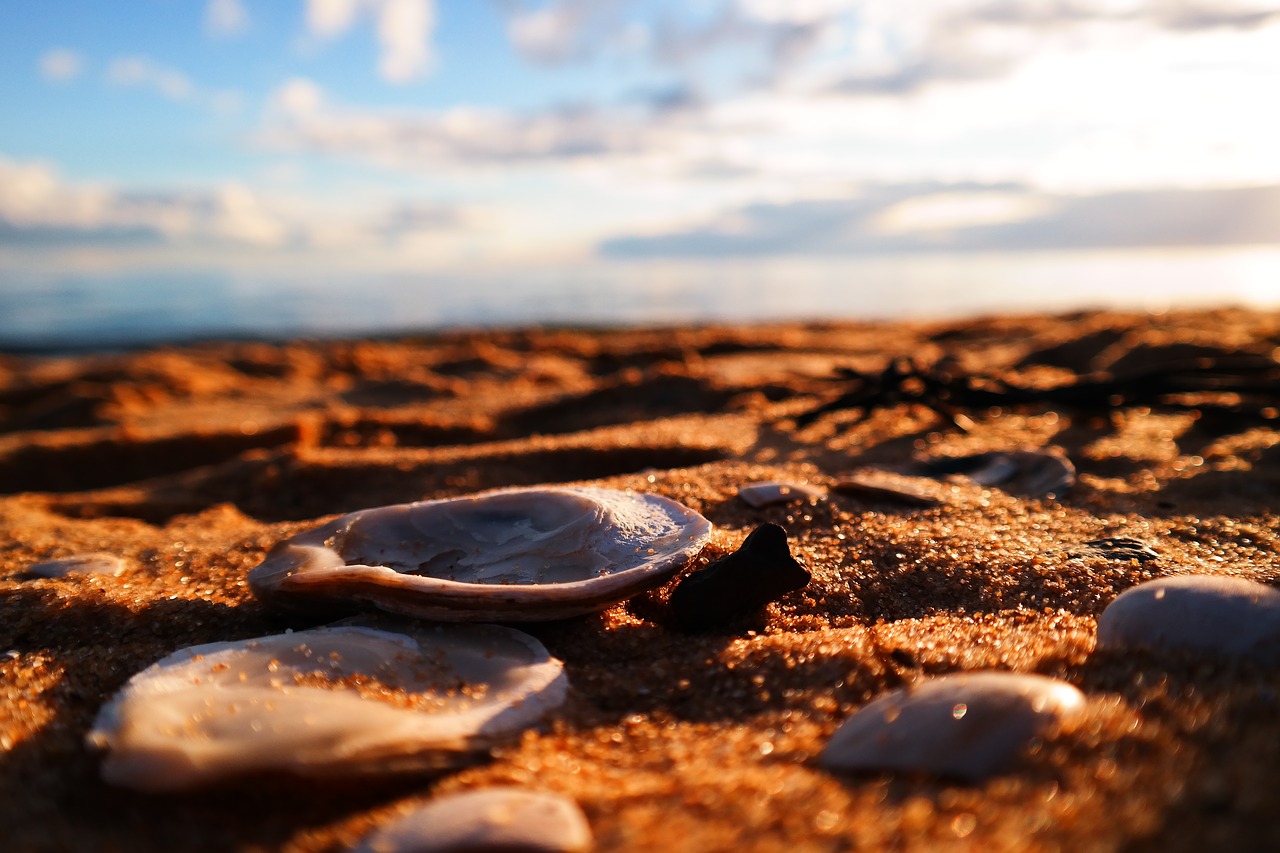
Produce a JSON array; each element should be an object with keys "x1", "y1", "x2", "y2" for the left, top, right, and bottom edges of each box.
[{"x1": 669, "y1": 523, "x2": 810, "y2": 631}]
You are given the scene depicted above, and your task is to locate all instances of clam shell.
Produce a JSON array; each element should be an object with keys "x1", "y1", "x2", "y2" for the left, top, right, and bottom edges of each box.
[
  {"x1": 831, "y1": 470, "x2": 946, "y2": 508},
  {"x1": 86, "y1": 623, "x2": 567, "y2": 791},
  {"x1": 819, "y1": 672, "x2": 1085, "y2": 781},
  {"x1": 920, "y1": 450, "x2": 1075, "y2": 498},
  {"x1": 26, "y1": 553, "x2": 126, "y2": 579},
  {"x1": 738, "y1": 481, "x2": 825, "y2": 508},
  {"x1": 353, "y1": 788, "x2": 592, "y2": 853},
  {"x1": 249, "y1": 486, "x2": 712, "y2": 621},
  {"x1": 1097, "y1": 575, "x2": 1280, "y2": 663}
]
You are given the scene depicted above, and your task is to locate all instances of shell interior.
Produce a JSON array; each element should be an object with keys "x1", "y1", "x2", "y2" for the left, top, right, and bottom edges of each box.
[
  {"x1": 87, "y1": 623, "x2": 568, "y2": 791},
  {"x1": 248, "y1": 486, "x2": 713, "y2": 621}
]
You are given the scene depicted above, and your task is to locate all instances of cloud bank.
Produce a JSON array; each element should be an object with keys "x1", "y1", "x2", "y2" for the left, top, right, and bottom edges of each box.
[{"x1": 601, "y1": 183, "x2": 1280, "y2": 257}]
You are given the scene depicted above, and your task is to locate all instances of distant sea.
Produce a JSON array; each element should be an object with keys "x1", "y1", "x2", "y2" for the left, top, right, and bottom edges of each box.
[{"x1": 4, "y1": 246, "x2": 1280, "y2": 351}]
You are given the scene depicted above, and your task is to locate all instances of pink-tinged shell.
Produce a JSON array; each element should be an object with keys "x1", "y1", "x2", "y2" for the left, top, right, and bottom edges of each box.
[
  {"x1": 26, "y1": 553, "x2": 126, "y2": 579},
  {"x1": 820, "y1": 672, "x2": 1086, "y2": 781},
  {"x1": 1097, "y1": 574, "x2": 1280, "y2": 663},
  {"x1": 832, "y1": 470, "x2": 945, "y2": 507},
  {"x1": 248, "y1": 486, "x2": 713, "y2": 621},
  {"x1": 738, "y1": 481, "x2": 825, "y2": 508},
  {"x1": 353, "y1": 788, "x2": 592, "y2": 853},
  {"x1": 87, "y1": 623, "x2": 568, "y2": 792}
]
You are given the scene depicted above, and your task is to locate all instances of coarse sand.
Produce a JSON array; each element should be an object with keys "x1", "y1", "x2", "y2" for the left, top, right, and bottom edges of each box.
[{"x1": 3, "y1": 309, "x2": 1280, "y2": 851}]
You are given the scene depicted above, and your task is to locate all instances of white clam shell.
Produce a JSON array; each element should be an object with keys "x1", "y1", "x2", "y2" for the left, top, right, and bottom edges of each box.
[
  {"x1": 249, "y1": 486, "x2": 712, "y2": 621},
  {"x1": 1097, "y1": 575, "x2": 1280, "y2": 663},
  {"x1": 819, "y1": 672, "x2": 1086, "y2": 781},
  {"x1": 86, "y1": 623, "x2": 567, "y2": 792},
  {"x1": 26, "y1": 553, "x2": 126, "y2": 579},
  {"x1": 353, "y1": 788, "x2": 592, "y2": 853},
  {"x1": 738, "y1": 481, "x2": 825, "y2": 508}
]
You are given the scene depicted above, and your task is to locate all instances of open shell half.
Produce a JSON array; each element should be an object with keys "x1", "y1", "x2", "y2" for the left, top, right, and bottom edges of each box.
[
  {"x1": 87, "y1": 623, "x2": 567, "y2": 791},
  {"x1": 248, "y1": 486, "x2": 713, "y2": 621}
]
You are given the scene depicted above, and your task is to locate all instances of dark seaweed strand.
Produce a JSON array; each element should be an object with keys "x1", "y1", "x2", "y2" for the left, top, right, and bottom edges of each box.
[{"x1": 793, "y1": 355, "x2": 1280, "y2": 430}]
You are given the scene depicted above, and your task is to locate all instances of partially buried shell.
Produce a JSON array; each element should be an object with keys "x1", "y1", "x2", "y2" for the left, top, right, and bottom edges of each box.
[
  {"x1": 352, "y1": 788, "x2": 592, "y2": 853},
  {"x1": 819, "y1": 672, "x2": 1085, "y2": 781},
  {"x1": 249, "y1": 486, "x2": 713, "y2": 621},
  {"x1": 87, "y1": 622, "x2": 568, "y2": 792}
]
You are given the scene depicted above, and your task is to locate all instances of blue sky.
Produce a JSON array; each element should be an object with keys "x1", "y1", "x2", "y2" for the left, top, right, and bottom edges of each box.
[{"x1": 4, "y1": 0, "x2": 1280, "y2": 311}]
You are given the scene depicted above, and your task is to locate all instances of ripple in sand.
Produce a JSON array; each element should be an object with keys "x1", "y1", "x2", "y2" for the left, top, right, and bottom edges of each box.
[
  {"x1": 819, "y1": 672, "x2": 1085, "y2": 781},
  {"x1": 1096, "y1": 574, "x2": 1280, "y2": 663},
  {"x1": 87, "y1": 623, "x2": 568, "y2": 791},
  {"x1": 352, "y1": 788, "x2": 592, "y2": 853}
]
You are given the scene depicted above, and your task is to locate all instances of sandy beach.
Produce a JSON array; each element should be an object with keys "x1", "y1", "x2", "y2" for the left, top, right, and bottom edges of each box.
[{"x1": 3, "y1": 308, "x2": 1280, "y2": 851}]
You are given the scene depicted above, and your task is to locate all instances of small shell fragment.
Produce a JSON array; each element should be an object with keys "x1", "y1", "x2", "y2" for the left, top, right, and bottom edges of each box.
[
  {"x1": 352, "y1": 788, "x2": 592, "y2": 853},
  {"x1": 1077, "y1": 537, "x2": 1160, "y2": 563},
  {"x1": 919, "y1": 450, "x2": 1075, "y2": 498},
  {"x1": 1096, "y1": 575, "x2": 1280, "y2": 663},
  {"x1": 25, "y1": 553, "x2": 126, "y2": 579},
  {"x1": 249, "y1": 486, "x2": 713, "y2": 621},
  {"x1": 86, "y1": 623, "x2": 568, "y2": 791},
  {"x1": 738, "y1": 481, "x2": 825, "y2": 508},
  {"x1": 819, "y1": 672, "x2": 1086, "y2": 781},
  {"x1": 832, "y1": 470, "x2": 945, "y2": 508}
]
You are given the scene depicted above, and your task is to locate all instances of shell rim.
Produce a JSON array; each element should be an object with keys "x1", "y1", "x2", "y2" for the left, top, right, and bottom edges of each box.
[{"x1": 251, "y1": 486, "x2": 714, "y2": 600}]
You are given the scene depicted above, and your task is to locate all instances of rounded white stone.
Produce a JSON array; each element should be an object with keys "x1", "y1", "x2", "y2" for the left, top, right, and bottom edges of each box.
[
  {"x1": 1096, "y1": 574, "x2": 1280, "y2": 662},
  {"x1": 819, "y1": 672, "x2": 1086, "y2": 781},
  {"x1": 353, "y1": 788, "x2": 592, "y2": 853}
]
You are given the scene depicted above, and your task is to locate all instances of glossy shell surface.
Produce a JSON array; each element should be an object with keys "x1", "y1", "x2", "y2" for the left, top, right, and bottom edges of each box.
[
  {"x1": 87, "y1": 623, "x2": 567, "y2": 791},
  {"x1": 1097, "y1": 574, "x2": 1280, "y2": 663},
  {"x1": 352, "y1": 788, "x2": 593, "y2": 853},
  {"x1": 820, "y1": 672, "x2": 1086, "y2": 781},
  {"x1": 249, "y1": 486, "x2": 713, "y2": 621}
]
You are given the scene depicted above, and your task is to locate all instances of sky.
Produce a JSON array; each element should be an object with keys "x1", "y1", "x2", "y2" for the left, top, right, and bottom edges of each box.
[{"x1": 3, "y1": 0, "x2": 1280, "y2": 338}]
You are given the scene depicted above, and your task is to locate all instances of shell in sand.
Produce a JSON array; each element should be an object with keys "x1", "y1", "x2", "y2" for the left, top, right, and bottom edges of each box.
[
  {"x1": 819, "y1": 672, "x2": 1086, "y2": 781},
  {"x1": 248, "y1": 486, "x2": 713, "y2": 621},
  {"x1": 86, "y1": 623, "x2": 568, "y2": 791},
  {"x1": 1096, "y1": 574, "x2": 1280, "y2": 663},
  {"x1": 352, "y1": 788, "x2": 592, "y2": 853}
]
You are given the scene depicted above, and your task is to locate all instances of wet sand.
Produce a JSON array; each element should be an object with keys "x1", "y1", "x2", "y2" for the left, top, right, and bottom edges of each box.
[{"x1": 3, "y1": 308, "x2": 1280, "y2": 851}]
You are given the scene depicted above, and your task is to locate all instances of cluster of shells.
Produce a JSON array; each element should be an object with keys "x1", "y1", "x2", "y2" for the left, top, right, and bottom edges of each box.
[{"x1": 78, "y1": 457, "x2": 1280, "y2": 851}]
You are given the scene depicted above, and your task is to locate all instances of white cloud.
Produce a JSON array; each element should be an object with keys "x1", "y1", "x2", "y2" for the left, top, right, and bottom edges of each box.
[
  {"x1": 600, "y1": 182, "x2": 1280, "y2": 257},
  {"x1": 0, "y1": 156, "x2": 289, "y2": 248},
  {"x1": 38, "y1": 48, "x2": 83, "y2": 82},
  {"x1": 107, "y1": 56, "x2": 194, "y2": 101},
  {"x1": 307, "y1": 0, "x2": 361, "y2": 38},
  {"x1": 304, "y1": 0, "x2": 437, "y2": 83},
  {"x1": 270, "y1": 77, "x2": 326, "y2": 118},
  {"x1": 205, "y1": 0, "x2": 249, "y2": 37},
  {"x1": 0, "y1": 155, "x2": 482, "y2": 267},
  {"x1": 103, "y1": 55, "x2": 243, "y2": 114},
  {"x1": 507, "y1": 0, "x2": 609, "y2": 64},
  {"x1": 869, "y1": 191, "x2": 1053, "y2": 235},
  {"x1": 260, "y1": 10, "x2": 1280, "y2": 200},
  {"x1": 376, "y1": 0, "x2": 435, "y2": 82}
]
